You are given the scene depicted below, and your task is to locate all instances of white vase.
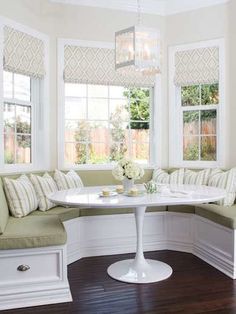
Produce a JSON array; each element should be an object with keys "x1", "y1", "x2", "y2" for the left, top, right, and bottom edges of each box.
[{"x1": 123, "y1": 177, "x2": 134, "y2": 192}]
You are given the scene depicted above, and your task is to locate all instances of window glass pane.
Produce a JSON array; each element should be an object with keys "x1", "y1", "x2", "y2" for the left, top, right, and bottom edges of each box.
[
  {"x1": 88, "y1": 121, "x2": 109, "y2": 143},
  {"x1": 66, "y1": 120, "x2": 89, "y2": 142},
  {"x1": 109, "y1": 86, "x2": 126, "y2": 99},
  {"x1": 128, "y1": 88, "x2": 150, "y2": 100},
  {"x1": 16, "y1": 135, "x2": 31, "y2": 163},
  {"x1": 16, "y1": 105, "x2": 31, "y2": 134},
  {"x1": 3, "y1": 103, "x2": 15, "y2": 133},
  {"x1": 14, "y1": 73, "x2": 31, "y2": 102},
  {"x1": 181, "y1": 85, "x2": 200, "y2": 106},
  {"x1": 88, "y1": 143, "x2": 109, "y2": 164},
  {"x1": 4, "y1": 133, "x2": 15, "y2": 164},
  {"x1": 65, "y1": 142, "x2": 87, "y2": 164},
  {"x1": 128, "y1": 89, "x2": 150, "y2": 122},
  {"x1": 201, "y1": 136, "x2": 216, "y2": 161},
  {"x1": 65, "y1": 98, "x2": 86, "y2": 120},
  {"x1": 201, "y1": 84, "x2": 219, "y2": 105},
  {"x1": 88, "y1": 99, "x2": 108, "y2": 120},
  {"x1": 201, "y1": 110, "x2": 216, "y2": 135},
  {"x1": 132, "y1": 142, "x2": 149, "y2": 162},
  {"x1": 110, "y1": 100, "x2": 128, "y2": 120},
  {"x1": 110, "y1": 142, "x2": 128, "y2": 162},
  {"x1": 131, "y1": 123, "x2": 149, "y2": 142},
  {"x1": 88, "y1": 85, "x2": 108, "y2": 98},
  {"x1": 110, "y1": 121, "x2": 129, "y2": 143},
  {"x1": 65, "y1": 120, "x2": 78, "y2": 142},
  {"x1": 3, "y1": 71, "x2": 13, "y2": 98},
  {"x1": 183, "y1": 111, "x2": 199, "y2": 136},
  {"x1": 65, "y1": 83, "x2": 86, "y2": 97},
  {"x1": 183, "y1": 136, "x2": 199, "y2": 161}
]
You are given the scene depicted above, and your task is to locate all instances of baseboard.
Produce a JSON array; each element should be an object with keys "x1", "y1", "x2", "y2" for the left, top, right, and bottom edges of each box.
[{"x1": 0, "y1": 284, "x2": 72, "y2": 311}]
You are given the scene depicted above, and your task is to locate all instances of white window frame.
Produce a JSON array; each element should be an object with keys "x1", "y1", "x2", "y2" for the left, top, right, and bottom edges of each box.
[
  {"x1": 169, "y1": 39, "x2": 225, "y2": 168},
  {"x1": 0, "y1": 17, "x2": 50, "y2": 173},
  {"x1": 58, "y1": 38, "x2": 162, "y2": 170}
]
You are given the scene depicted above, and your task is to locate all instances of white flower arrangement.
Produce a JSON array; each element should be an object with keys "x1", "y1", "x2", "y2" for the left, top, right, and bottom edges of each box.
[{"x1": 112, "y1": 158, "x2": 144, "y2": 181}]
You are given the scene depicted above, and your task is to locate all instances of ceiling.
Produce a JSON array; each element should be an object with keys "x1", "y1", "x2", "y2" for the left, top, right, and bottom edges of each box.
[{"x1": 50, "y1": 0, "x2": 229, "y2": 16}]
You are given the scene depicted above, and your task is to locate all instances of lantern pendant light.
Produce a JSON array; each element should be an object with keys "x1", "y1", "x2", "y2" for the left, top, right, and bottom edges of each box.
[{"x1": 115, "y1": 0, "x2": 161, "y2": 75}]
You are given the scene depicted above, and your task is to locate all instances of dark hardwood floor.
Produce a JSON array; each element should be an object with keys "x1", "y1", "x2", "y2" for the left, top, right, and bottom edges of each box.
[{"x1": 3, "y1": 250, "x2": 236, "y2": 314}]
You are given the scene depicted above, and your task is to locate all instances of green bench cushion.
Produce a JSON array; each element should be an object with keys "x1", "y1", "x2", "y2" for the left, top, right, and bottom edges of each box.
[
  {"x1": 0, "y1": 215, "x2": 67, "y2": 250},
  {"x1": 30, "y1": 206, "x2": 80, "y2": 222},
  {"x1": 79, "y1": 206, "x2": 166, "y2": 216},
  {"x1": 167, "y1": 205, "x2": 195, "y2": 214},
  {"x1": 0, "y1": 178, "x2": 9, "y2": 234},
  {"x1": 195, "y1": 204, "x2": 236, "y2": 229}
]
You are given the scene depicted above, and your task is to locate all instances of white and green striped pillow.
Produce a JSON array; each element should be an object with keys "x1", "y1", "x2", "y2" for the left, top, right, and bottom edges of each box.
[
  {"x1": 208, "y1": 168, "x2": 236, "y2": 206},
  {"x1": 152, "y1": 168, "x2": 185, "y2": 185},
  {"x1": 54, "y1": 169, "x2": 83, "y2": 190},
  {"x1": 184, "y1": 169, "x2": 211, "y2": 186},
  {"x1": 3, "y1": 175, "x2": 38, "y2": 218},
  {"x1": 30, "y1": 173, "x2": 58, "y2": 211}
]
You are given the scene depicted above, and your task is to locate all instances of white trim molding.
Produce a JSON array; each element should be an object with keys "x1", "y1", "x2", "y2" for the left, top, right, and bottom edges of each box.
[
  {"x1": 168, "y1": 38, "x2": 226, "y2": 169},
  {"x1": 50, "y1": 0, "x2": 229, "y2": 16}
]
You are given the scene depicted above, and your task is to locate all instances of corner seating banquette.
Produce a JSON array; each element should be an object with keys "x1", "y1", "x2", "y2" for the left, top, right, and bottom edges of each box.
[{"x1": 0, "y1": 169, "x2": 236, "y2": 311}]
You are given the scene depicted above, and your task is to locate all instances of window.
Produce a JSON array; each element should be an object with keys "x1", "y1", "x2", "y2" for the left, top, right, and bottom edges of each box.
[
  {"x1": 64, "y1": 83, "x2": 151, "y2": 166},
  {"x1": 3, "y1": 71, "x2": 32, "y2": 164},
  {"x1": 169, "y1": 39, "x2": 225, "y2": 168},
  {"x1": 182, "y1": 83, "x2": 218, "y2": 162}
]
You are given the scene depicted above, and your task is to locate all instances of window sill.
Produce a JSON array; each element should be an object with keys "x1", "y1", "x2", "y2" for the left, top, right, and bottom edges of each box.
[
  {"x1": 170, "y1": 160, "x2": 224, "y2": 169},
  {"x1": 0, "y1": 164, "x2": 51, "y2": 175},
  {"x1": 61, "y1": 163, "x2": 155, "y2": 171}
]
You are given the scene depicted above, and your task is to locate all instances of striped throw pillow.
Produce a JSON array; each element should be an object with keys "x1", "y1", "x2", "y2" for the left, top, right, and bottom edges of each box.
[
  {"x1": 208, "y1": 168, "x2": 236, "y2": 206},
  {"x1": 3, "y1": 175, "x2": 38, "y2": 218},
  {"x1": 184, "y1": 169, "x2": 211, "y2": 186},
  {"x1": 54, "y1": 170, "x2": 83, "y2": 190},
  {"x1": 30, "y1": 173, "x2": 58, "y2": 211},
  {"x1": 152, "y1": 168, "x2": 185, "y2": 184}
]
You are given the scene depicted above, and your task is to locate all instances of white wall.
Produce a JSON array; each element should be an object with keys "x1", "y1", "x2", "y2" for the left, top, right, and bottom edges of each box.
[{"x1": 0, "y1": 0, "x2": 234, "y2": 169}]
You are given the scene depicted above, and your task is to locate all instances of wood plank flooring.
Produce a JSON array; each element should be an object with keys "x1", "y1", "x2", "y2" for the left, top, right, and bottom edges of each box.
[{"x1": 3, "y1": 250, "x2": 236, "y2": 314}]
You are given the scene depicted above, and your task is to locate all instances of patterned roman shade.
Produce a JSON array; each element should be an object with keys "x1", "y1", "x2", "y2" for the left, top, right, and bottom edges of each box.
[
  {"x1": 4, "y1": 26, "x2": 45, "y2": 78},
  {"x1": 174, "y1": 46, "x2": 219, "y2": 86},
  {"x1": 64, "y1": 45, "x2": 155, "y2": 87}
]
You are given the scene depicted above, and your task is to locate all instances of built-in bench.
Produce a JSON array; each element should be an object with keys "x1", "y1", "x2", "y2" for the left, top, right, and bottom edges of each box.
[{"x1": 0, "y1": 169, "x2": 236, "y2": 311}]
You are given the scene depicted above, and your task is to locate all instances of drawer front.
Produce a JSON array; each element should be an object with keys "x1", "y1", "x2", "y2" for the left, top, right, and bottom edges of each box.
[{"x1": 0, "y1": 250, "x2": 61, "y2": 287}]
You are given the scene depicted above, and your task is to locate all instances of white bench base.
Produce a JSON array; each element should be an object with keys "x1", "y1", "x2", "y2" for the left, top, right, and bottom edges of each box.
[
  {"x1": 0, "y1": 211, "x2": 235, "y2": 311},
  {"x1": 64, "y1": 212, "x2": 236, "y2": 279}
]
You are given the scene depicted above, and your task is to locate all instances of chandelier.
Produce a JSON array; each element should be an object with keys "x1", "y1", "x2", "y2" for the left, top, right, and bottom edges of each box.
[{"x1": 115, "y1": 0, "x2": 161, "y2": 75}]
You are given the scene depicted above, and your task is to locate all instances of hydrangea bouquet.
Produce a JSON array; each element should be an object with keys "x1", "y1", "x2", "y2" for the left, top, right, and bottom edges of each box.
[{"x1": 112, "y1": 158, "x2": 144, "y2": 191}]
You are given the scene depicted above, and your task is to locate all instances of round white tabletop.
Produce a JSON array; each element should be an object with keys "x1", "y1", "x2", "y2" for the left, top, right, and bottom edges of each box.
[{"x1": 49, "y1": 184, "x2": 225, "y2": 284}]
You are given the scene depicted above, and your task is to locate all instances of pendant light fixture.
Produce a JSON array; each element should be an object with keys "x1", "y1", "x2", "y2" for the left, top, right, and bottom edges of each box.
[{"x1": 115, "y1": 0, "x2": 161, "y2": 75}]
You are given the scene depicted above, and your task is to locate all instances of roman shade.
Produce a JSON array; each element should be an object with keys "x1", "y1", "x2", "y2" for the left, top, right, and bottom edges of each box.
[
  {"x1": 64, "y1": 45, "x2": 155, "y2": 87},
  {"x1": 4, "y1": 26, "x2": 45, "y2": 78},
  {"x1": 174, "y1": 46, "x2": 219, "y2": 86}
]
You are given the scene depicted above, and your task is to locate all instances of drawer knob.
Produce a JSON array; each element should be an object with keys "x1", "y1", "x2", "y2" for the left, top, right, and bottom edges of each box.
[{"x1": 17, "y1": 264, "x2": 30, "y2": 272}]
